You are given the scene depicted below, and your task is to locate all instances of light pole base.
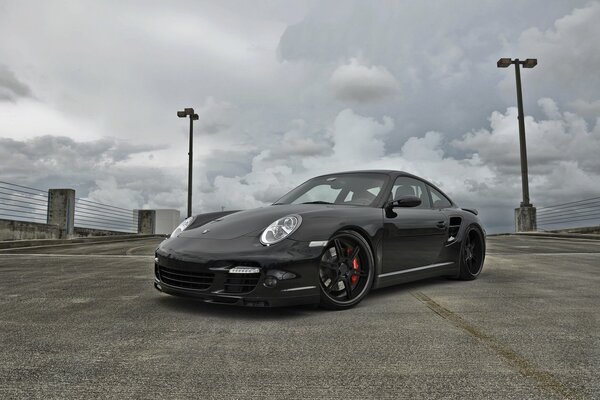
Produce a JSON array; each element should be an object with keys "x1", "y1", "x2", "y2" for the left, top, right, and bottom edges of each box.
[{"x1": 515, "y1": 205, "x2": 537, "y2": 232}]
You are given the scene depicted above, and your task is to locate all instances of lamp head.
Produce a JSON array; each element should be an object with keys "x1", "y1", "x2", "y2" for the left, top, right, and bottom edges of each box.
[
  {"x1": 522, "y1": 58, "x2": 537, "y2": 68},
  {"x1": 497, "y1": 58, "x2": 512, "y2": 68},
  {"x1": 177, "y1": 108, "x2": 196, "y2": 118}
]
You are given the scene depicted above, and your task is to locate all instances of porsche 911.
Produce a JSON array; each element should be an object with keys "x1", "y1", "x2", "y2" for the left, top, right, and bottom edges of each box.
[{"x1": 154, "y1": 170, "x2": 485, "y2": 309}]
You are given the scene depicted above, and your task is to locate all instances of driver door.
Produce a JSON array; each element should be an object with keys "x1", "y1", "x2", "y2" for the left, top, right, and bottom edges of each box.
[{"x1": 381, "y1": 176, "x2": 448, "y2": 274}]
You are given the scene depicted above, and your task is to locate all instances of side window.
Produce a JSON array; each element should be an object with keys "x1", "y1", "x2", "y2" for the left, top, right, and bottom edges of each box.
[
  {"x1": 429, "y1": 186, "x2": 452, "y2": 209},
  {"x1": 343, "y1": 186, "x2": 381, "y2": 205},
  {"x1": 390, "y1": 177, "x2": 431, "y2": 209}
]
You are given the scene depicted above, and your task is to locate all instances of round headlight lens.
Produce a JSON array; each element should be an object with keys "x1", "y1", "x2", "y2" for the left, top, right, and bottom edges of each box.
[
  {"x1": 260, "y1": 214, "x2": 302, "y2": 245},
  {"x1": 170, "y1": 216, "x2": 195, "y2": 238}
]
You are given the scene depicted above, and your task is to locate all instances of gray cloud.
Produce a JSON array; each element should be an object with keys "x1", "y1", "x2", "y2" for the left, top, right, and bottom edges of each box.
[
  {"x1": 507, "y1": 1, "x2": 600, "y2": 105},
  {"x1": 264, "y1": 119, "x2": 331, "y2": 160},
  {"x1": 454, "y1": 98, "x2": 600, "y2": 176},
  {"x1": 1, "y1": 1, "x2": 599, "y2": 232},
  {"x1": 0, "y1": 64, "x2": 32, "y2": 101},
  {"x1": 0, "y1": 135, "x2": 166, "y2": 194},
  {"x1": 330, "y1": 58, "x2": 399, "y2": 102}
]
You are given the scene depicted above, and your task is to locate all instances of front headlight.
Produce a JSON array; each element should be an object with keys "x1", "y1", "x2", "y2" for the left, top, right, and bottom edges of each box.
[
  {"x1": 170, "y1": 216, "x2": 195, "y2": 238},
  {"x1": 260, "y1": 214, "x2": 302, "y2": 246}
]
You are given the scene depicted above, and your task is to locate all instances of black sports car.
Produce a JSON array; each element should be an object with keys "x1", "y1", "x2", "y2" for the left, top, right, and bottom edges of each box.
[{"x1": 154, "y1": 170, "x2": 485, "y2": 309}]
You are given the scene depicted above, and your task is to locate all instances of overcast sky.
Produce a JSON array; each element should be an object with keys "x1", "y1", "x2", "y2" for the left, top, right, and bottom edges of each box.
[{"x1": 1, "y1": 0, "x2": 599, "y2": 233}]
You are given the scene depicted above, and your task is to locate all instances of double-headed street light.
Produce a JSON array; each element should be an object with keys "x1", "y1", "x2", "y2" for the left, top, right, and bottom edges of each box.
[
  {"x1": 177, "y1": 108, "x2": 199, "y2": 218},
  {"x1": 497, "y1": 57, "x2": 537, "y2": 231}
]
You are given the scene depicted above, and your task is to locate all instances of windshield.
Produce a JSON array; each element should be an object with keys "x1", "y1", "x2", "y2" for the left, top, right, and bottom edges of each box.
[{"x1": 274, "y1": 173, "x2": 388, "y2": 207}]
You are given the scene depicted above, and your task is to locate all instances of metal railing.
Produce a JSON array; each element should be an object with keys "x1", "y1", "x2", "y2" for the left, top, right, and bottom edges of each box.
[
  {"x1": 0, "y1": 181, "x2": 49, "y2": 223},
  {"x1": 0, "y1": 180, "x2": 139, "y2": 233},
  {"x1": 74, "y1": 198, "x2": 138, "y2": 233},
  {"x1": 537, "y1": 196, "x2": 600, "y2": 230}
]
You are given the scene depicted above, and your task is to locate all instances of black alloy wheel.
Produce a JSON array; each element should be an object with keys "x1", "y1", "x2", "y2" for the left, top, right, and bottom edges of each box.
[
  {"x1": 458, "y1": 226, "x2": 485, "y2": 280},
  {"x1": 318, "y1": 230, "x2": 375, "y2": 310}
]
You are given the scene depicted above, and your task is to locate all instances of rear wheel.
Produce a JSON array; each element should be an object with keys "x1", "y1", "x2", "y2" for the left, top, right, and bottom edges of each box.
[
  {"x1": 318, "y1": 230, "x2": 375, "y2": 310},
  {"x1": 457, "y1": 226, "x2": 485, "y2": 280}
]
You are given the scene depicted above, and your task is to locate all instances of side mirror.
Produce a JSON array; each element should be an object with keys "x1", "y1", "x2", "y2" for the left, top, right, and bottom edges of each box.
[{"x1": 388, "y1": 195, "x2": 422, "y2": 208}]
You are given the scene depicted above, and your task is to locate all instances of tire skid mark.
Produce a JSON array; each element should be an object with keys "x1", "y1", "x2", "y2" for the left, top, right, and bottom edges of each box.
[{"x1": 411, "y1": 291, "x2": 578, "y2": 400}]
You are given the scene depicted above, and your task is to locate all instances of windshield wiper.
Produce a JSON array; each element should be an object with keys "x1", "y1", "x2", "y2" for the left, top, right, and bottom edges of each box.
[{"x1": 301, "y1": 201, "x2": 333, "y2": 205}]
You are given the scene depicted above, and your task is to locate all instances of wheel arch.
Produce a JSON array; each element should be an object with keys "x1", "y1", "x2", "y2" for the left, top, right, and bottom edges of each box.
[
  {"x1": 331, "y1": 225, "x2": 382, "y2": 279},
  {"x1": 457, "y1": 222, "x2": 486, "y2": 279}
]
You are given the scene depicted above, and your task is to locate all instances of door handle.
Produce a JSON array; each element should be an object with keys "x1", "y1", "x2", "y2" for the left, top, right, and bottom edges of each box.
[{"x1": 436, "y1": 221, "x2": 447, "y2": 229}]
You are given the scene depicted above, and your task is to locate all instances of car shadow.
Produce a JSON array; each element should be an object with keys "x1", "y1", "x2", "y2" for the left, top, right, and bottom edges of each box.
[
  {"x1": 153, "y1": 295, "x2": 318, "y2": 320},
  {"x1": 153, "y1": 277, "x2": 470, "y2": 318}
]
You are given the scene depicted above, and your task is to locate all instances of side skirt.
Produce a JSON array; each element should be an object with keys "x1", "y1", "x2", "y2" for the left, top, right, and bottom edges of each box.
[{"x1": 373, "y1": 261, "x2": 457, "y2": 289}]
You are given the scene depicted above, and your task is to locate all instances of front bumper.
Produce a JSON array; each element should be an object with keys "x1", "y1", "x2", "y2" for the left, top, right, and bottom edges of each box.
[{"x1": 154, "y1": 236, "x2": 324, "y2": 307}]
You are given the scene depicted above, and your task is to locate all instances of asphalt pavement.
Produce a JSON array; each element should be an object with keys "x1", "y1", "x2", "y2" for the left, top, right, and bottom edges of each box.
[{"x1": 0, "y1": 235, "x2": 598, "y2": 399}]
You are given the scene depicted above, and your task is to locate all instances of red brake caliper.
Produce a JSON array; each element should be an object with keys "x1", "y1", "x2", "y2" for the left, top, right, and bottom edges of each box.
[{"x1": 348, "y1": 247, "x2": 359, "y2": 285}]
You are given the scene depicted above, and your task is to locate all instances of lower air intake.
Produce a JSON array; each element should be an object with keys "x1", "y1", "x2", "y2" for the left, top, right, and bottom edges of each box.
[
  {"x1": 159, "y1": 266, "x2": 214, "y2": 290},
  {"x1": 224, "y1": 272, "x2": 261, "y2": 294}
]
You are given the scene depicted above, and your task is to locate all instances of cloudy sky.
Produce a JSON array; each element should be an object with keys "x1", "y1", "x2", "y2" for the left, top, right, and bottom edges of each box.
[{"x1": 1, "y1": 0, "x2": 599, "y2": 233}]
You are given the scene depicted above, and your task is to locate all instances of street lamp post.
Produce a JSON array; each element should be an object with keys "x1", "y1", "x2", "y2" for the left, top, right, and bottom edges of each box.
[
  {"x1": 177, "y1": 108, "x2": 199, "y2": 218},
  {"x1": 497, "y1": 57, "x2": 537, "y2": 232}
]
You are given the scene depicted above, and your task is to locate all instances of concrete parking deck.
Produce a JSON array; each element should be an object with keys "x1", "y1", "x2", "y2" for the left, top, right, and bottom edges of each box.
[{"x1": 0, "y1": 235, "x2": 598, "y2": 399}]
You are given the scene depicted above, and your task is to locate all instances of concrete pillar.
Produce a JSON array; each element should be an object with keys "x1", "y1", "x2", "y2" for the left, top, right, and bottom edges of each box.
[
  {"x1": 137, "y1": 210, "x2": 156, "y2": 234},
  {"x1": 515, "y1": 206, "x2": 536, "y2": 232},
  {"x1": 47, "y1": 189, "x2": 76, "y2": 239}
]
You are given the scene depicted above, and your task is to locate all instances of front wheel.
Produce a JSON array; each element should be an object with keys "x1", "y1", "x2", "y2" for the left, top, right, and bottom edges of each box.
[
  {"x1": 457, "y1": 225, "x2": 485, "y2": 280},
  {"x1": 318, "y1": 230, "x2": 375, "y2": 310}
]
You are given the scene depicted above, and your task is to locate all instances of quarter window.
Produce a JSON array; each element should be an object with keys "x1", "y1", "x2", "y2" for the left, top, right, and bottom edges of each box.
[{"x1": 429, "y1": 186, "x2": 452, "y2": 208}]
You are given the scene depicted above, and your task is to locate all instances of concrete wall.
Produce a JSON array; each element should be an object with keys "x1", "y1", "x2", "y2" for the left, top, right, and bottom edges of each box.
[
  {"x1": 73, "y1": 227, "x2": 137, "y2": 237},
  {"x1": 2, "y1": 186, "x2": 168, "y2": 240},
  {"x1": 553, "y1": 226, "x2": 600, "y2": 234},
  {"x1": 0, "y1": 219, "x2": 60, "y2": 241},
  {"x1": 0, "y1": 219, "x2": 139, "y2": 241}
]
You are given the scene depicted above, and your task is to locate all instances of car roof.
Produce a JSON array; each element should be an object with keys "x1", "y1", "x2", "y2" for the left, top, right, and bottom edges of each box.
[
  {"x1": 314, "y1": 169, "x2": 456, "y2": 206},
  {"x1": 315, "y1": 169, "x2": 410, "y2": 178}
]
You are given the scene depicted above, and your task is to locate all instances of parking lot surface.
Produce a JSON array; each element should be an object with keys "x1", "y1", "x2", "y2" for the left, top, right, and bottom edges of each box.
[{"x1": 0, "y1": 235, "x2": 599, "y2": 399}]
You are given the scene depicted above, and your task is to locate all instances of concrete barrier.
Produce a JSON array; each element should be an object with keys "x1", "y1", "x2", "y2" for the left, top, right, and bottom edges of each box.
[
  {"x1": 47, "y1": 189, "x2": 76, "y2": 239},
  {"x1": 1, "y1": 185, "x2": 172, "y2": 240},
  {"x1": 0, "y1": 234, "x2": 164, "y2": 250},
  {"x1": 0, "y1": 219, "x2": 60, "y2": 241},
  {"x1": 137, "y1": 210, "x2": 156, "y2": 234}
]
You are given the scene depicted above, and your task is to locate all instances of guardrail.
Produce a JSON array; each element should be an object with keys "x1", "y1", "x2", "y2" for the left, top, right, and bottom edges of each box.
[
  {"x1": 74, "y1": 198, "x2": 138, "y2": 233},
  {"x1": 0, "y1": 180, "x2": 138, "y2": 234},
  {"x1": 537, "y1": 196, "x2": 600, "y2": 230},
  {"x1": 0, "y1": 180, "x2": 172, "y2": 240},
  {"x1": 0, "y1": 181, "x2": 49, "y2": 223}
]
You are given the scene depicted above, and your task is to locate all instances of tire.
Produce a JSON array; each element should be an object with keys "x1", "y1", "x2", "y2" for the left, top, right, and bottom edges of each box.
[
  {"x1": 318, "y1": 230, "x2": 375, "y2": 310},
  {"x1": 457, "y1": 225, "x2": 485, "y2": 280}
]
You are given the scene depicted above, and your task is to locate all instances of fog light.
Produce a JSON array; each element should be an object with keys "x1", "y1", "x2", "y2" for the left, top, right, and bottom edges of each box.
[{"x1": 264, "y1": 276, "x2": 278, "y2": 288}]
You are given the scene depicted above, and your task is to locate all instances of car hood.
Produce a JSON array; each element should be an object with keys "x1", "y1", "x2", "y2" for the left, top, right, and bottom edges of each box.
[{"x1": 179, "y1": 204, "x2": 347, "y2": 240}]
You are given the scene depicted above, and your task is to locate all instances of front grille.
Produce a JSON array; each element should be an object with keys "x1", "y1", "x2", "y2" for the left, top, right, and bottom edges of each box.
[
  {"x1": 224, "y1": 272, "x2": 261, "y2": 294},
  {"x1": 159, "y1": 266, "x2": 214, "y2": 290}
]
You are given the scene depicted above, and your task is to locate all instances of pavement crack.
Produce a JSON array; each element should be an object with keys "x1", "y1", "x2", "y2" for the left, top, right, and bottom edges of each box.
[{"x1": 411, "y1": 291, "x2": 579, "y2": 400}]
